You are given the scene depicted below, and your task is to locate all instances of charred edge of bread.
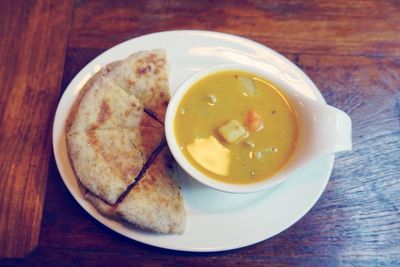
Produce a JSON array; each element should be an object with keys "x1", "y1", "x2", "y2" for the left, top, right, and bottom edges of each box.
[
  {"x1": 115, "y1": 139, "x2": 167, "y2": 204},
  {"x1": 143, "y1": 108, "x2": 164, "y2": 125}
]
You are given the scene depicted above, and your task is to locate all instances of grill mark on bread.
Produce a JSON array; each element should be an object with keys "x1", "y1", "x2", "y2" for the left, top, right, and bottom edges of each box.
[
  {"x1": 127, "y1": 79, "x2": 135, "y2": 86},
  {"x1": 86, "y1": 130, "x2": 98, "y2": 146},
  {"x1": 97, "y1": 100, "x2": 111, "y2": 124},
  {"x1": 116, "y1": 140, "x2": 166, "y2": 204},
  {"x1": 136, "y1": 65, "x2": 152, "y2": 76},
  {"x1": 154, "y1": 57, "x2": 166, "y2": 75},
  {"x1": 144, "y1": 109, "x2": 164, "y2": 125}
]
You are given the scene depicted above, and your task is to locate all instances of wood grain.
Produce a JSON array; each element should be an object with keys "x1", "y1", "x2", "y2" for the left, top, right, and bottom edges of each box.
[
  {"x1": 0, "y1": 0, "x2": 73, "y2": 258},
  {"x1": 1, "y1": 0, "x2": 399, "y2": 265},
  {"x1": 68, "y1": 0, "x2": 400, "y2": 56}
]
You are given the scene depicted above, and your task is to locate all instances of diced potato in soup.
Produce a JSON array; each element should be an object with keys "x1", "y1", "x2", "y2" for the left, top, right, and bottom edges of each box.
[
  {"x1": 218, "y1": 120, "x2": 248, "y2": 143},
  {"x1": 174, "y1": 70, "x2": 297, "y2": 184}
]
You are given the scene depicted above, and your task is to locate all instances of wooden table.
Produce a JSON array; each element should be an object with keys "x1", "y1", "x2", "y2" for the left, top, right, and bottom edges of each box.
[{"x1": 1, "y1": 0, "x2": 399, "y2": 265}]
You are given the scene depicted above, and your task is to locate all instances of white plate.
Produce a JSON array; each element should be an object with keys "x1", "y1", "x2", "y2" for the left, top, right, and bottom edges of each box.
[{"x1": 52, "y1": 30, "x2": 334, "y2": 252}]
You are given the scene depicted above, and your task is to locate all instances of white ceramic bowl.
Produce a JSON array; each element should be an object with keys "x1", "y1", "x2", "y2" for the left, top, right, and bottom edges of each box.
[{"x1": 165, "y1": 63, "x2": 352, "y2": 193}]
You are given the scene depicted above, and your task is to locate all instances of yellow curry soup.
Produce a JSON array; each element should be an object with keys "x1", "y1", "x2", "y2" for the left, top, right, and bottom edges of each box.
[{"x1": 174, "y1": 70, "x2": 297, "y2": 184}]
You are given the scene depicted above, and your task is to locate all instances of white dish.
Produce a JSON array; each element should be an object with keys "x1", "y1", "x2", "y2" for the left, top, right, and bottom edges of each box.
[{"x1": 52, "y1": 30, "x2": 334, "y2": 252}]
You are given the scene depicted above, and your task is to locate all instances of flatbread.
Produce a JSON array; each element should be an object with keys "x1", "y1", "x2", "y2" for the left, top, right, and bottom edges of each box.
[
  {"x1": 68, "y1": 75, "x2": 143, "y2": 134},
  {"x1": 117, "y1": 147, "x2": 186, "y2": 234},
  {"x1": 106, "y1": 49, "x2": 170, "y2": 123},
  {"x1": 66, "y1": 49, "x2": 185, "y2": 233},
  {"x1": 67, "y1": 119, "x2": 163, "y2": 204}
]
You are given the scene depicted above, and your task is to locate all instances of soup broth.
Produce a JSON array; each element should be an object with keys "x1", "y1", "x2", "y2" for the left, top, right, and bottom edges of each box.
[{"x1": 174, "y1": 70, "x2": 297, "y2": 184}]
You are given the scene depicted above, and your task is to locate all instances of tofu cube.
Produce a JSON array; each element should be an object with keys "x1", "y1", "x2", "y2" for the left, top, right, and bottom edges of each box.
[{"x1": 218, "y1": 120, "x2": 248, "y2": 143}]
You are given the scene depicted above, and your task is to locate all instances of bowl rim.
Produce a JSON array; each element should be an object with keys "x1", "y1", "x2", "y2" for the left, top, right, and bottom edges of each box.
[{"x1": 165, "y1": 63, "x2": 297, "y2": 193}]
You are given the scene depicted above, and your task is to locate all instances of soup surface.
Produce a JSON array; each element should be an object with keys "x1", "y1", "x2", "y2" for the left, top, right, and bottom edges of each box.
[{"x1": 174, "y1": 70, "x2": 297, "y2": 184}]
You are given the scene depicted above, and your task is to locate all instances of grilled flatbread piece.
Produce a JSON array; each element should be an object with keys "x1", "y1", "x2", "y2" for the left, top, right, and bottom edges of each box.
[
  {"x1": 117, "y1": 147, "x2": 186, "y2": 234},
  {"x1": 68, "y1": 75, "x2": 143, "y2": 134},
  {"x1": 67, "y1": 114, "x2": 163, "y2": 205},
  {"x1": 107, "y1": 49, "x2": 170, "y2": 123}
]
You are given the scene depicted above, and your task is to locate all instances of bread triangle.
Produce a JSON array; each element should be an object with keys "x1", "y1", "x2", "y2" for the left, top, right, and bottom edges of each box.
[{"x1": 106, "y1": 49, "x2": 170, "y2": 123}]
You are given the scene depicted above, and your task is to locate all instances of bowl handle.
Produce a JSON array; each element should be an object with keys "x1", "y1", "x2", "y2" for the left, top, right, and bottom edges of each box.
[{"x1": 293, "y1": 97, "x2": 352, "y2": 167}]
